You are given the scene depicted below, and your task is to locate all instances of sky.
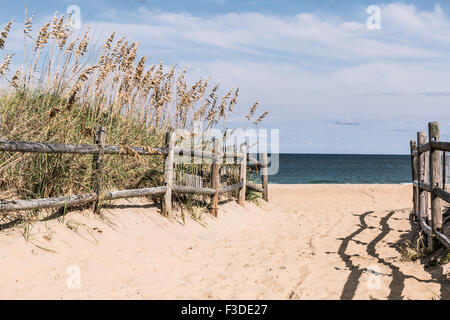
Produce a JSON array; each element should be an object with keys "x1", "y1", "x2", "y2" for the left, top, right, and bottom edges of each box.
[{"x1": 2, "y1": 0, "x2": 450, "y2": 154}]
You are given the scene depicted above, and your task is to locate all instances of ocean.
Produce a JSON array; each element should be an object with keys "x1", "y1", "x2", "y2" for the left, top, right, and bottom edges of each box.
[{"x1": 258, "y1": 154, "x2": 412, "y2": 184}]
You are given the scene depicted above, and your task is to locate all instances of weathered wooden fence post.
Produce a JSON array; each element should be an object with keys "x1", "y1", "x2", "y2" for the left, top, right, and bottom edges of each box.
[
  {"x1": 417, "y1": 131, "x2": 431, "y2": 244},
  {"x1": 92, "y1": 126, "x2": 105, "y2": 213},
  {"x1": 428, "y1": 121, "x2": 443, "y2": 251},
  {"x1": 211, "y1": 138, "x2": 220, "y2": 217},
  {"x1": 443, "y1": 151, "x2": 446, "y2": 190},
  {"x1": 410, "y1": 140, "x2": 418, "y2": 219},
  {"x1": 163, "y1": 131, "x2": 175, "y2": 217},
  {"x1": 239, "y1": 143, "x2": 247, "y2": 206},
  {"x1": 261, "y1": 152, "x2": 269, "y2": 202}
]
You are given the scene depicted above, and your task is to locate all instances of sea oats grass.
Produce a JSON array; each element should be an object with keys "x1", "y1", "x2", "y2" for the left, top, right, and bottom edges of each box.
[{"x1": 0, "y1": 11, "x2": 267, "y2": 203}]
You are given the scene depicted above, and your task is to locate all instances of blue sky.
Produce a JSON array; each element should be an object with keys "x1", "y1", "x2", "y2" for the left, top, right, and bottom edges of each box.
[{"x1": 2, "y1": 1, "x2": 450, "y2": 154}]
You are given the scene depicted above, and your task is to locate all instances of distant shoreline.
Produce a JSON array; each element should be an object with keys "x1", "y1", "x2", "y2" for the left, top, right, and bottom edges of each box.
[
  {"x1": 268, "y1": 182, "x2": 412, "y2": 185},
  {"x1": 268, "y1": 153, "x2": 410, "y2": 156}
]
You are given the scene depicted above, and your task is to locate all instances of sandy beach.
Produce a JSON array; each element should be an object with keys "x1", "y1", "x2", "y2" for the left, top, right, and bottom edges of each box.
[{"x1": 0, "y1": 184, "x2": 448, "y2": 300}]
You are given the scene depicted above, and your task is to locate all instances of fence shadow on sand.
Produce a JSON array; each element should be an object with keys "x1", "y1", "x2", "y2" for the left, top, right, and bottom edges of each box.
[{"x1": 337, "y1": 210, "x2": 448, "y2": 300}]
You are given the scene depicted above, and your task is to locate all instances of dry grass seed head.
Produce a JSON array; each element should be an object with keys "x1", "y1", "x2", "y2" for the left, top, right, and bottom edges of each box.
[
  {"x1": 246, "y1": 100, "x2": 258, "y2": 121},
  {"x1": 253, "y1": 111, "x2": 269, "y2": 125},
  {"x1": 10, "y1": 68, "x2": 21, "y2": 88},
  {"x1": 0, "y1": 19, "x2": 13, "y2": 49},
  {"x1": 24, "y1": 14, "x2": 34, "y2": 39},
  {"x1": 0, "y1": 53, "x2": 14, "y2": 76},
  {"x1": 34, "y1": 22, "x2": 50, "y2": 51},
  {"x1": 76, "y1": 28, "x2": 90, "y2": 56}
]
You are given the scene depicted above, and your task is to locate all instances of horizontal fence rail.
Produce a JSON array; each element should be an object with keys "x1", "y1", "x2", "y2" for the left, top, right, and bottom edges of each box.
[
  {"x1": 412, "y1": 181, "x2": 432, "y2": 193},
  {"x1": 0, "y1": 128, "x2": 269, "y2": 218},
  {"x1": 173, "y1": 185, "x2": 216, "y2": 196},
  {"x1": 246, "y1": 181, "x2": 265, "y2": 193},
  {"x1": 419, "y1": 218, "x2": 432, "y2": 236},
  {"x1": 414, "y1": 141, "x2": 450, "y2": 154},
  {"x1": 218, "y1": 181, "x2": 244, "y2": 195},
  {"x1": 0, "y1": 193, "x2": 97, "y2": 212},
  {"x1": 410, "y1": 122, "x2": 450, "y2": 251},
  {"x1": 0, "y1": 139, "x2": 167, "y2": 156},
  {"x1": 102, "y1": 186, "x2": 167, "y2": 200},
  {"x1": 433, "y1": 187, "x2": 450, "y2": 204},
  {"x1": 418, "y1": 143, "x2": 431, "y2": 154},
  {"x1": 431, "y1": 141, "x2": 450, "y2": 153},
  {"x1": 0, "y1": 140, "x2": 248, "y2": 160},
  {"x1": 436, "y1": 231, "x2": 450, "y2": 249}
]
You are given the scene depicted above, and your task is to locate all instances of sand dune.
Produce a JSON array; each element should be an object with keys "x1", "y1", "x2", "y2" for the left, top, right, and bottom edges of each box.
[{"x1": 0, "y1": 184, "x2": 448, "y2": 299}]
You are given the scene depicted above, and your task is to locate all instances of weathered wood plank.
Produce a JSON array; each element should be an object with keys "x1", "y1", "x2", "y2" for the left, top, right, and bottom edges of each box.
[
  {"x1": 417, "y1": 131, "x2": 430, "y2": 248},
  {"x1": 0, "y1": 193, "x2": 97, "y2": 212},
  {"x1": 419, "y1": 217, "x2": 433, "y2": 236},
  {"x1": 443, "y1": 151, "x2": 447, "y2": 190},
  {"x1": 163, "y1": 132, "x2": 175, "y2": 217},
  {"x1": 218, "y1": 182, "x2": 244, "y2": 195},
  {"x1": 174, "y1": 147, "x2": 214, "y2": 160},
  {"x1": 433, "y1": 187, "x2": 450, "y2": 204},
  {"x1": 431, "y1": 141, "x2": 450, "y2": 152},
  {"x1": 173, "y1": 185, "x2": 216, "y2": 195},
  {"x1": 246, "y1": 181, "x2": 264, "y2": 193},
  {"x1": 410, "y1": 140, "x2": 418, "y2": 217},
  {"x1": 418, "y1": 142, "x2": 430, "y2": 154},
  {"x1": 419, "y1": 182, "x2": 431, "y2": 192},
  {"x1": 429, "y1": 121, "x2": 443, "y2": 251},
  {"x1": 92, "y1": 126, "x2": 105, "y2": 213},
  {"x1": 262, "y1": 152, "x2": 269, "y2": 202},
  {"x1": 211, "y1": 139, "x2": 220, "y2": 217},
  {"x1": 0, "y1": 139, "x2": 246, "y2": 163},
  {"x1": 435, "y1": 231, "x2": 450, "y2": 249},
  {"x1": 0, "y1": 140, "x2": 167, "y2": 155},
  {"x1": 239, "y1": 144, "x2": 247, "y2": 206},
  {"x1": 103, "y1": 186, "x2": 167, "y2": 200}
]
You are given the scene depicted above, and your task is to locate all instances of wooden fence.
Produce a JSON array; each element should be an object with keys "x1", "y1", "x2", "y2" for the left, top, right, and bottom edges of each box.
[
  {"x1": 0, "y1": 127, "x2": 269, "y2": 218},
  {"x1": 410, "y1": 121, "x2": 450, "y2": 251}
]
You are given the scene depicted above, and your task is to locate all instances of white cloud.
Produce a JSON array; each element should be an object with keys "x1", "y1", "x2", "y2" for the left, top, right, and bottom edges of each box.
[{"x1": 91, "y1": 5, "x2": 447, "y2": 62}]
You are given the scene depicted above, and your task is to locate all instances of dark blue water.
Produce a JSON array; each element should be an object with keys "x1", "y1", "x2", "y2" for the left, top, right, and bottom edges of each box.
[{"x1": 259, "y1": 154, "x2": 411, "y2": 184}]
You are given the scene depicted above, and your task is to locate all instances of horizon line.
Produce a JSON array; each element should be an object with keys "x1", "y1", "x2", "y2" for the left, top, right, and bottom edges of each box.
[{"x1": 257, "y1": 152, "x2": 410, "y2": 156}]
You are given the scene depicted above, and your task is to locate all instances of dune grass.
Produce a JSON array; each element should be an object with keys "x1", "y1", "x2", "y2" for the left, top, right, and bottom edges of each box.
[{"x1": 0, "y1": 10, "x2": 267, "y2": 202}]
